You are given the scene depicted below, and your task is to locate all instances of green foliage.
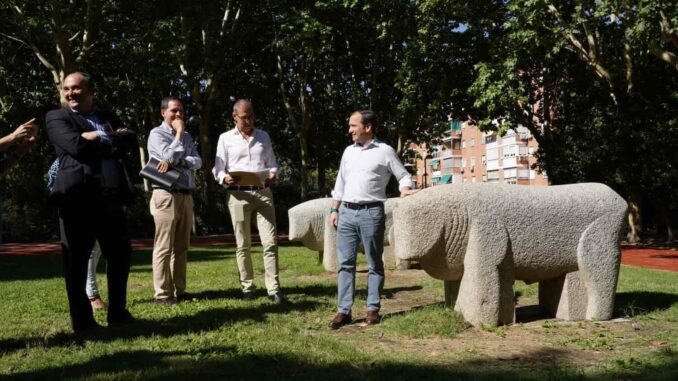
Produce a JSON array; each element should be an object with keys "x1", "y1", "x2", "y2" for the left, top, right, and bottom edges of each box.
[{"x1": 0, "y1": 0, "x2": 677, "y2": 241}]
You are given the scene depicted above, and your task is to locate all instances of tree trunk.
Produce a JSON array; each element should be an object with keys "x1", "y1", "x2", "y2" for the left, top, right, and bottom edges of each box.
[
  {"x1": 626, "y1": 191, "x2": 642, "y2": 243},
  {"x1": 197, "y1": 103, "x2": 217, "y2": 230},
  {"x1": 659, "y1": 205, "x2": 674, "y2": 242},
  {"x1": 298, "y1": 83, "x2": 312, "y2": 199}
]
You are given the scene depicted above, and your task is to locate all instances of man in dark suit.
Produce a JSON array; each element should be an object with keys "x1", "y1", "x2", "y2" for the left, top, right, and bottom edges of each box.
[{"x1": 46, "y1": 71, "x2": 137, "y2": 332}]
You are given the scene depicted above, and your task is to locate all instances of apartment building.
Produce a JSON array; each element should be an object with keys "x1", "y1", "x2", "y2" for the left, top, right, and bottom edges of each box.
[{"x1": 408, "y1": 120, "x2": 548, "y2": 188}]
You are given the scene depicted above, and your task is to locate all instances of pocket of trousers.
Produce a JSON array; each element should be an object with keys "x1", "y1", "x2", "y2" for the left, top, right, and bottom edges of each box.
[{"x1": 152, "y1": 191, "x2": 174, "y2": 212}]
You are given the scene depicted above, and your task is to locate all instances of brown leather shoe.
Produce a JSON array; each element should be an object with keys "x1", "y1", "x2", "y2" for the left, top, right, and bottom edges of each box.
[
  {"x1": 366, "y1": 310, "x2": 380, "y2": 325},
  {"x1": 89, "y1": 296, "x2": 107, "y2": 309},
  {"x1": 329, "y1": 312, "x2": 352, "y2": 330}
]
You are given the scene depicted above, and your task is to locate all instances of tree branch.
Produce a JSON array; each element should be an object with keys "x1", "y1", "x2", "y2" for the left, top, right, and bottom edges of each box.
[
  {"x1": 76, "y1": 0, "x2": 101, "y2": 64},
  {"x1": 546, "y1": 2, "x2": 617, "y2": 103}
]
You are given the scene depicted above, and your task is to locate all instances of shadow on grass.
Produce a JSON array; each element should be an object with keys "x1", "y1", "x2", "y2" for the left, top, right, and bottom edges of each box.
[
  {"x1": 171, "y1": 282, "x2": 340, "y2": 302},
  {"x1": 178, "y1": 284, "x2": 423, "y2": 303},
  {"x1": 3, "y1": 344, "x2": 676, "y2": 380},
  {"x1": 0, "y1": 253, "x2": 64, "y2": 281},
  {"x1": 513, "y1": 291, "x2": 678, "y2": 323},
  {"x1": 0, "y1": 299, "x2": 322, "y2": 356},
  {"x1": 614, "y1": 291, "x2": 678, "y2": 318},
  {"x1": 0, "y1": 249, "x2": 237, "y2": 281}
]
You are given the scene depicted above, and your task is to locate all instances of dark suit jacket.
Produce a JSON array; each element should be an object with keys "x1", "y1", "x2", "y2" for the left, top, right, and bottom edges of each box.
[{"x1": 46, "y1": 107, "x2": 138, "y2": 205}]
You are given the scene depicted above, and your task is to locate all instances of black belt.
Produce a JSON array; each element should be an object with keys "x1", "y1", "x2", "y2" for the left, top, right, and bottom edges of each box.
[
  {"x1": 154, "y1": 187, "x2": 192, "y2": 195},
  {"x1": 228, "y1": 185, "x2": 268, "y2": 191},
  {"x1": 342, "y1": 201, "x2": 383, "y2": 210}
]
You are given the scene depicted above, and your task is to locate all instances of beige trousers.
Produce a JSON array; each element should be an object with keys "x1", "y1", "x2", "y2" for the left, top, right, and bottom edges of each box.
[
  {"x1": 227, "y1": 188, "x2": 279, "y2": 295},
  {"x1": 150, "y1": 189, "x2": 194, "y2": 299}
]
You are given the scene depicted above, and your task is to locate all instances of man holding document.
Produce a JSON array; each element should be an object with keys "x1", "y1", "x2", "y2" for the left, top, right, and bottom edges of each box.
[
  {"x1": 212, "y1": 99, "x2": 287, "y2": 304},
  {"x1": 147, "y1": 97, "x2": 201, "y2": 305}
]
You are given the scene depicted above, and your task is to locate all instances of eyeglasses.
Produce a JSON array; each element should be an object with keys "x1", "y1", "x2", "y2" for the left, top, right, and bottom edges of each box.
[{"x1": 235, "y1": 114, "x2": 254, "y2": 121}]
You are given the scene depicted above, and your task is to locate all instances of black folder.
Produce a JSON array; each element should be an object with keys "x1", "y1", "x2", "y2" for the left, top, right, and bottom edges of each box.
[{"x1": 139, "y1": 157, "x2": 181, "y2": 189}]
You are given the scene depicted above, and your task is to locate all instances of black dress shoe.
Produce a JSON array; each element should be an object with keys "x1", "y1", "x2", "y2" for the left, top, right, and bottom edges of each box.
[
  {"x1": 108, "y1": 309, "x2": 136, "y2": 327},
  {"x1": 154, "y1": 297, "x2": 177, "y2": 305},
  {"x1": 243, "y1": 292, "x2": 256, "y2": 301},
  {"x1": 73, "y1": 320, "x2": 103, "y2": 333},
  {"x1": 176, "y1": 293, "x2": 193, "y2": 303},
  {"x1": 329, "y1": 312, "x2": 352, "y2": 330},
  {"x1": 268, "y1": 292, "x2": 289, "y2": 304}
]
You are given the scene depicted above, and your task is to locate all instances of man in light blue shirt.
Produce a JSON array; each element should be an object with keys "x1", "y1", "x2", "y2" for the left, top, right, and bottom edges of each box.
[
  {"x1": 328, "y1": 110, "x2": 418, "y2": 329},
  {"x1": 147, "y1": 97, "x2": 202, "y2": 304}
]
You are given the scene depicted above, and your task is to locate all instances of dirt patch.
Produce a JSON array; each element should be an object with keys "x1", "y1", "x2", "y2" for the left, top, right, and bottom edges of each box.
[{"x1": 322, "y1": 267, "x2": 657, "y2": 371}]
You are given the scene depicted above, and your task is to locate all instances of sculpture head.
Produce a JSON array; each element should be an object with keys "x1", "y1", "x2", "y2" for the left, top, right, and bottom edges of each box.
[
  {"x1": 393, "y1": 190, "x2": 445, "y2": 261},
  {"x1": 287, "y1": 198, "x2": 330, "y2": 251}
]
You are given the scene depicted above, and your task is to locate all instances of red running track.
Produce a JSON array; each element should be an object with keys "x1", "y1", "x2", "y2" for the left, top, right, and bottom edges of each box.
[{"x1": 0, "y1": 237, "x2": 676, "y2": 273}]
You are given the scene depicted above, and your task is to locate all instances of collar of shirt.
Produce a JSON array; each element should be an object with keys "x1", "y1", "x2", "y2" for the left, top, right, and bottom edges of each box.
[
  {"x1": 353, "y1": 138, "x2": 378, "y2": 150},
  {"x1": 232, "y1": 126, "x2": 259, "y2": 140},
  {"x1": 160, "y1": 122, "x2": 174, "y2": 133},
  {"x1": 72, "y1": 106, "x2": 109, "y2": 132}
]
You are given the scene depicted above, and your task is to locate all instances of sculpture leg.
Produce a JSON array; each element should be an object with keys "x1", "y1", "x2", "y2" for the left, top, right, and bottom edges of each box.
[
  {"x1": 444, "y1": 280, "x2": 460, "y2": 308},
  {"x1": 577, "y1": 218, "x2": 622, "y2": 321},
  {"x1": 456, "y1": 226, "x2": 515, "y2": 327},
  {"x1": 539, "y1": 272, "x2": 586, "y2": 320},
  {"x1": 323, "y1": 216, "x2": 338, "y2": 272},
  {"x1": 382, "y1": 245, "x2": 396, "y2": 267}
]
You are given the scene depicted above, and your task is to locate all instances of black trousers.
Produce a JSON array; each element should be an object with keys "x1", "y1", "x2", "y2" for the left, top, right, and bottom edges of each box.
[{"x1": 58, "y1": 200, "x2": 132, "y2": 330}]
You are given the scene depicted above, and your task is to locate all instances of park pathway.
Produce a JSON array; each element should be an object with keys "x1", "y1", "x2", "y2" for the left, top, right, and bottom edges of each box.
[{"x1": 0, "y1": 236, "x2": 676, "y2": 272}]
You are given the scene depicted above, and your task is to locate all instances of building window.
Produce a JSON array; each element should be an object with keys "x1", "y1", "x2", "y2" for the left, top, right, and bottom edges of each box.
[
  {"x1": 469, "y1": 138, "x2": 475, "y2": 147},
  {"x1": 462, "y1": 140, "x2": 466, "y2": 149}
]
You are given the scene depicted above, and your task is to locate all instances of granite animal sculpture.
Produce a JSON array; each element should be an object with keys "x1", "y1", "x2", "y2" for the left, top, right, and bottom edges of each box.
[
  {"x1": 288, "y1": 198, "x2": 407, "y2": 272},
  {"x1": 393, "y1": 183, "x2": 627, "y2": 327}
]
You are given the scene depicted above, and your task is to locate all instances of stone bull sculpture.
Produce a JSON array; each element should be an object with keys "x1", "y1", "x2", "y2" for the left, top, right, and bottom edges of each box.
[
  {"x1": 393, "y1": 183, "x2": 627, "y2": 327},
  {"x1": 288, "y1": 198, "x2": 408, "y2": 272}
]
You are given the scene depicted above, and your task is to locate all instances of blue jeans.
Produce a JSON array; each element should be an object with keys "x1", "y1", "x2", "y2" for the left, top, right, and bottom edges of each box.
[
  {"x1": 336, "y1": 204, "x2": 385, "y2": 314},
  {"x1": 86, "y1": 241, "x2": 103, "y2": 299}
]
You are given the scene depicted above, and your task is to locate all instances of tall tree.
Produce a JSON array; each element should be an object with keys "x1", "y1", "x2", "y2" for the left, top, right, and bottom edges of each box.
[{"x1": 469, "y1": 0, "x2": 678, "y2": 242}]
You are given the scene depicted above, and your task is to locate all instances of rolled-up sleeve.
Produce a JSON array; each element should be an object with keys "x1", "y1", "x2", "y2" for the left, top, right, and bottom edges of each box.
[
  {"x1": 148, "y1": 129, "x2": 184, "y2": 165},
  {"x1": 262, "y1": 131, "x2": 278, "y2": 174},
  {"x1": 212, "y1": 134, "x2": 228, "y2": 184},
  {"x1": 184, "y1": 136, "x2": 202, "y2": 170},
  {"x1": 386, "y1": 146, "x2": 413, "y2": 191},
  {"x1": 331, "y1": 151, "x2": 347, "y2": 201}
]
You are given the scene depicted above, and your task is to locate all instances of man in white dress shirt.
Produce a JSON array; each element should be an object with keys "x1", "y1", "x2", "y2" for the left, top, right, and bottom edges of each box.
[
  {"x1": 212, "y1": 99, "x2": 287, "y2": 303},
  {"x1": 328, "y1": 110, "x2": 418, "y2": 329}
]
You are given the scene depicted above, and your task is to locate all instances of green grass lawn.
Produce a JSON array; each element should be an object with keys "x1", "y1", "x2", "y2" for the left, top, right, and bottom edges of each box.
[{"x1": 0, "y1": 243, "x2": 676, "y2": 380}]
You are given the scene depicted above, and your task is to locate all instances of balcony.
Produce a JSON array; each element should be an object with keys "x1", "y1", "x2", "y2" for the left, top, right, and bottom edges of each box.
[
  {"x1": 502, "y1": 143, "x2": 528, "y2": 158},
  {"x1": 486, "y1": 159, "x2": 500, "y2": 171},
  {"x1": 443, "y1": 157, "x2": 462, "y2": 168}
]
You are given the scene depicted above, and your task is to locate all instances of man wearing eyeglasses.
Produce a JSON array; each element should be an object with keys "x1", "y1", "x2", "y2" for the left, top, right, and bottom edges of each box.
[{"x1": 212, "y1": 99, "x2": 287, "y2": 304}]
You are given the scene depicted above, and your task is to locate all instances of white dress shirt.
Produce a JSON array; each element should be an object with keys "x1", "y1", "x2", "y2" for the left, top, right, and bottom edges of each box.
[
  {"x1": 332, "y1": 139, "x2": 413, "y2": 203},
  {"x1": 212, "y1": 126, "x2": 278, "y2": 185}
]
